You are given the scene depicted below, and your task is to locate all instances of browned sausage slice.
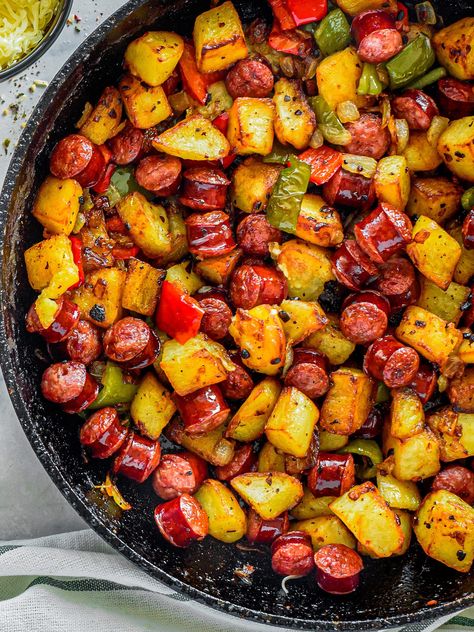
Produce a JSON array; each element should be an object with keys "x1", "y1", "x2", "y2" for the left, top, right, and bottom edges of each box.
[
  {"x1": 370, "y1": 257, "x2": 419, "y2": 311},
  {"x1": 63, "y1": 319, "x2": 102, "y2": 365},
  {"x1": 108, "y1": 123, "x2": 144, "y2": 165},
  {"x1": 271, "y1": 531, "x2": 315, "y2": 576},
  {"x1": 152, "y1": 452, "x2": 208, "y2": 500},
  {"x1": 358, "y1": 29, "x2": 403, "y2": 64},
  {"x1": 392, "y1": 89, "x2": 439, "y2": 131},
  {"x1": 154, "y1": 494, "x2": 208, "y2": 547},
  {"x1": 79, "y1": 407, "x2": 129, "y2": 458},
  {"x1": 41, "y1": 361, "x2": 87, "y2": 404},
  {"x1": 103, "y1": 317, "x2": 159, "y2": 369},
  {"x1": 225, "y1": 59, "x2": 274, "y2": 99},
  {"x1": 236, "y1": 214, "x2": 283, "y2": 258},
  {"x1": 179, "y1": 167, "x2": 230, "y2": 211},
  {"x1": 135, "y1": 155, "x2": 182, "y2": 196},
  {"x1": 50, "y1": 134, "x2": 94, "y2": 179},
  {"x1": 220, "y1": 354, "x2": 254, "y2": 400},
  {"x1": 344, "y1": 114, "x2": 390, "y2": 160},
  {"x1": 314, "y1": 544, "x2": 363, "y2": 594},
  {"x1": 198, "y1": 297, "x2": 233, "y2": 340},
  {"x1": 215, "y1": 444, "x2": 256, "y2": 481},
  {"x1": 431, "y1": 466, "x2": 474, "y2": 505},
  {"x1": 382, "y1": 346, "x2": 420, "y2": 389}
]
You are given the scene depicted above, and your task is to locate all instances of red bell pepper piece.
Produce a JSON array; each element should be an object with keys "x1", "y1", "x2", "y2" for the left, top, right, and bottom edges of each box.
[
  {"x1": 98, "y1": 144, "x2": 113, "y2": 165},
  {"x1": 112, "y1": 245, "x2": 140, "y2": 260},
  {"x1": 179, "y1": 42, "x2": 225, "y2": 106},
  {"x1": 106, "y1": 215, "x2": 127, "y2": 234},
  {"x1": 268, "y1": 22, "x2": 313, "y2": 56},
  {"x1": 267, "y1": 0, "x2": 296, "y2": 31},
  {"x1": 212, "y1": 113, "x2": 236, "y2": 169},
  {"x1": 286, "y1": 0, "x2": 327, "y2": 26},
  {"x1": 68, "y1": 236, "x2": 85, "y2": 290},
  {"x1": 298, "y1": 146, "x2": 343, "y2": 186},
  {"x1": 92, "y1": 163, "x2": 116, "y2": 194},
  {"x1": 395, "y1": 2, "x2": 409, "y2": 29},
  {"x1": 155, "y1": 280, "x2": 204, "y2": 345}
]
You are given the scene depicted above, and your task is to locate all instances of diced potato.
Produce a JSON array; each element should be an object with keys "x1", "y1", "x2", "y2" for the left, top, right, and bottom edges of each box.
[
  {"x1": 390, "y1": 428, "x2": 441, "y2": 481},
  {"x1": 226, "y1": 378, "x2": 281, "y2": 442},
  {"x1": 432, "y1": 18, "x2": 474, "y2": 81},
  {"x1": 79, "y1": 205, "x2": 114, "y2": 269},
  {"x1": 330, "y1": 482, "x2": 405, "y2": 558},
  {"x1": 152, "y1": 114, "x2": 230, "y2": 161},
  {"x1": 320, "y1": 367, "x2": 374, "y2": 435},
  {"x1": 376, "y1": 469, "x2": 421, "y2": 511},
  {"x1": 305, "y1": 315, "x2": 356, "y2": 365},
  {"x1": 229, "y1": 305, "x2": 286, "y2": 376},
  {"x1": 265, "y1": 387, "x2": 319, "y2": 458},
  {"x1": 122, "y1": 259, "x2": 165, "y2": 316},
  {"x1": 273, "y1": 78, "x2": 316, "y2": 150},
  {"x1": 80, "y1": 87, "x2": 122, "y2": 145},
  {"x1": 193, "y1": 1, "x2": 248, "y2": 73},
  {"x1": 25, "y1": 235, "x2": 77, "y2": 291},
  {"x1": 295, "y1": 195, "x2": 344, "y2": 247},
  {"x1": 152, "y1": 204, "x2": 189, "y2": 266},
  {"x1": 414, "y1": 490, "x2": 474, "y2": 572},
  {"x1": 403, "y1": 131, "x2": 443, "y2": 172},
  {"x1": 195, "y1": 248, "x2": 242, "y2": 286},
  {"x1": 118, "y1": 74, "x2": 171, "y2": 129},
  {"x1": 166, "y1": 418, "x2": 234, "y2": 466},
  {"x1": 427, "y1": 407, "x2": 474, "y2": 461},
  {"x1": 319, "y1": 430, "x2": 349, "y2": 451},
  {"x1": 160, "y1": 333, "x2": 234, "y2": 395},
  {"x1": 117, "y1": 192, "x2": 171, "y2": 259},
  {"x1": 316, "y1": 47, "x2": 365, "y2": 110},
  {"x1": 407, "y1": 177, "x2": 463, "y2": 225},
  {"x1": 437, "y1": 117, "x2": 474, "y2": 183},
  {"x1": 374, "y1": 156, "x2": 410, "y2": 210},
  {"x1": 334, "y1": 0, "x2": 396, "y2": 16},
  {"x1": 293, "y1": 515, "x2": 356, "y2": 551},
  {"x1": 124, "y1": 31, "x2": 184, "y2": 86},
  {"x1": 279, "y1": 299, "x2": 327, "y2": 345},
  {"x1": 270, "y1": 239, "x2": 335, "y2": 301},
  {"x1": 231, "y1": 158, "x2": 281, "y2": 213},
  {"x1": 390, "y1": 388, "x2": 425, "y2": 440},
  {"x1": 417, "y1": 278, "x2": 470, "y2": 325},
  {"x1": 358, "y1": 509, "x2": 412, "y2": 558},
  {"x1": 230, "y1": 472, "x2": 303, "y2": 520},
  {"x1": 450, "y1": 226, "x2": 474, "y2": 285},
  {"x1": 195, "y1": 479, "x2": 247, "y2": 543},
  {"x1": 257, "y1": 442, "x2": 286, "y2": 473},
  {"x1": 458, "y1": 331, "x2": 474, "y2": 365},
  {"x1": 227, "y1": 97, "x2": 274, "y2": 156},
  {"x1": 165, "y1": 261, "x2": 204, "y2": 295},
  {"x1": 131, "y1": 372, "x2": 176, "y2": 439},
  {"x1": 395, "y1": 305, "x2": 462, "y2": 367},
  {"x1": 291, "y1": 488, "x2": 334, "y2": 520},
  {"x1": 72, "y1": 268, "x2": 126, "y2": 329},
  {"x1": 32, "y1": 176, "x2": 82, "y2": 236}
]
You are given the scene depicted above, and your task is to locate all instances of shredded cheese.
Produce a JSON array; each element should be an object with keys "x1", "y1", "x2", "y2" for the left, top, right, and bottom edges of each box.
[{"x1": 0, "y1": 0, "x2": 59, "y2": 70}]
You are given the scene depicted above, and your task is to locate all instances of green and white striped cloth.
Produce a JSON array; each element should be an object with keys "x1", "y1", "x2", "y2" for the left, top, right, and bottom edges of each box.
[{"x1": 0, "y1": 530, "x2": 472, "y2": 632}]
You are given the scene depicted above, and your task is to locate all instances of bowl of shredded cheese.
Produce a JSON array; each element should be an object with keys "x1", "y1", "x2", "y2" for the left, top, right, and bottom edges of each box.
[{"x1": 0, "y1": 0, "x2": 73, "y2": 80}]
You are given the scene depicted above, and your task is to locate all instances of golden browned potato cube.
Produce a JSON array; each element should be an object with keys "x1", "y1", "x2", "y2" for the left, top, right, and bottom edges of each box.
[
  {"x1": 226, "y1": 378, "x2": 281, "y2": 442},
  {"x1": 165, "y1": 261, "x2": 204, "y2": 295},
  {"x1": 279, "y1": 299, "x2": 328, "y2": 345},
  {"x1": 231, "y1": 158, "x2": 281, "y2": 213},
  {"x1": 131, "y1": 372, "x2": 176, "y2": 440},
  {"x1": 403, "y1": 131, "x2": 443, "y2": 172},
  {"x1": 25, "y1": 235, "x2": 77, "y2": 291},
  {"x1": 390, "y1": 388, "x2": 425, "y2": 440},
  {"x1": 335, "y1": 0, "x2": 396, "y2": 16},
  {"x1": 391, "y1": 429, "x2": 441, "y2": 481},
  {"x1": 160, "y1": 333, "x2": 234, "y2": 396},
  {"x1": 265, "y1": 387, "x2": 319, "y2": 458},
  {"x1": 32, "y1": 176, "x2": 82, "y2": 236},
  {"x1": 319, "y1": 429, "x2": 349, "y2": 451},
  {"x1": 305, "y1": 315, "x2": 356, "y2": 365},
  {"x1": 153, "y1": 114, "x2": 230, "y2": 161},
  {"x1": 376, "y1": 469, "x2": 421, "y2": 511},
  {"x1": 195, "y1": 480, "x2": 247, "y2": 543},
  {"x1": 122, "y1": 259, "x2": 165, "y2": 317},
  {"x1": 414, "y1": 490, "x2": 474, "y2": 572},
  {"x1": 270, "y1": 239, "x2": 335, "y2": 301},
  {"x1": 320, "y1": 367, "x2": 374, "y2": 435},
  {"x1": 374, "y1": 156, "x2": 411, "y2": 210},
  {"x1": 152, "y1": 205, "x2": 189, "y2": 266},
  {"x1": 330, "y1": 482, "x2": 405, "y2": 557},
  {"x1": 432, "y1": 18, "x2": 474, "y2": 80},
  {"x1": 316, "y1": 47, "x2": 365, "y2": 110},
  {"x1": 72, "y1": 268, "x2": 126, "y2": 329},
  {"x1": 407, "y1": 177, "x2": 463, "y2": 226},
  {"x1": 427, "y1": 407, "x2": 474, "y2": 461},
  {"x1": 119, "y1": 74, "x2": 171, "y2": 129},
  {"x1": 257, "y1": 442, "x2": 286, "y2": 473},
  {"x1": 273, "y1": 78, "x2": 316, "y2": 150},
  {"x1": 458, "y1": 331, "x2": 474, "y2": 365},
  {"x1": 231, "y1": 472, "x2": 303, "y2": 520},
  {"x1": 124, "y1": 31, "x2": 184, "y2": 86},
  {"x1": 80, "y1": 87, "x2": 122, "y2": 145},
  {"x1": 227, "y1": 97, "x2": 274, "y2": 156},
  {"x1": 229, "y1": 305, "x2": 286, "y2": 376},
  {"x1": 417, "y1": 278, "x2": 470, "y2": 326},
  {"x1": 194, "y1": 248, "x2": 242, "y2": 286},
  {"x1": 395, "y1": 305, "x2": 462, "y2": 367},
  {"x1": 117, "y1": 192, "x2": 171, "y2": 259},
  {"x1": 358, "y1": 509, "x2": 412, "y2": 558},
  {"x1": 437, "y1": 117, "x2": 474, "y2": 183},
  {"x1": 193, "y1": 1, "x2": 248, "y2": 73},
  {"x1": 407, "y1": 215, "x2": 461, "y2": 290},
  {"x1": 295, "y1": 195, "x2": 344, "y2": 247},
  {"x1": 449, "y1": 226, "x2": 474, "y2": 285},
  {"x1": 291, "y1": 489, "x2": 334, "y2": 521},
  {"x1": 293, "y1": 515, "x2": 356, "y2": 551},
  {"x1": 166, "y1": 418, "x2": 235, "y2": 466}
]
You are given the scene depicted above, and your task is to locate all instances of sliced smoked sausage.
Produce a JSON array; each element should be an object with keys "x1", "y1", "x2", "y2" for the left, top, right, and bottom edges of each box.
[
  {"x1": 26, "y1": 297, "x2": 80, "y2": 344},
  {"x1": 314, "y1": 544, "x2": 363, "y2": 594},
  {"x1": 307, "y1": 452, "x2": 355, "y2": 498},
  {"x1": 103, "y1": 317, "x2": 159, "y2": 370},
  {"x1": 152, "y1": 452, "x2": 208, "y2": 500},
  {"x1": 323, "y1": 168, "x2": 375, "y2": 210},
  {"x1": 185, "y1": 211, "x2": 236, "y2": 259},
  {"x1": 225, "y1": 59, "x2": 274, "y2": 99},
  {"x1": 236, "y1": 214, "x2": 282, "y2": 257},
  {"x1": 340, "y1": 291, "x2": 390, "y2": 345},
  {"x1": 271, "y1": 531, "x2": 315, "y2": 576},
  {"x1": 230, "y1": 263, "x2": 288, "y2": 309},
  {"x1": 343, "y1": 114, "x2": 391, "y2": 160},
  {"x1": 215, "y1": 444, "x2": 257, "y2": 481},
  {"x1": 179, "y1": 167, "x2": 230, "y2": 211},
  {"x1": 173, "y1": 384, "x2": 230, "y2": 435},
  {"x1": 41, "y1": 361, "x2": 98, "y2": 413},
  {"x1": 370, "y1": 257, "x2": 419, "y2": 311},
  {"x1": 61, "y1": 319, "x2": 102, "y2": 365},
  {"x1": 247, "y1": 509, "x2": 289, "y2": 544},
  {"x1": 50, "y1": 134, "x2": 94, "y2": 180},
  {"x1": 154, "y1": 494, "x2": 208, "y2": 548},
  {"x1": 220, "y1": 353, "x2": 254, "y2": 400},
  {"x1": 351, "y1": 10, "x2": 402, "y2": 64},
  {"x1": 108, "y1": 123, "x2": 144, "y2": 165},
  {"x1": 284, "y1": 349, "x2": 329, "y2": 399},
  {"x1": 437, "y1": 78, "x2": 474, "y2": 119},
  {"x1": 198, "y1": 297, "x2": 233, "y2": 340},
  {"x1": 113, "y1": 432, "x2": 161, "y2": 483},
  {"x1": 135, "y1": 154, "x2": 182, "y2": 196},
  {"x1": 354, "y1": 203, "x2": 413, "y2": 264},
  {"x1": 80, "y1": 407, "x2": 129, "y2": 459},
  {"x1": 392, "y1": 89, "x2": 439, "y2": 131},
  {"x1": 431, "y1": 466, "x2": 474, "y2": 505},
  {"x1": 332, "y1": 240, "x2": 379, "y2": 291}
]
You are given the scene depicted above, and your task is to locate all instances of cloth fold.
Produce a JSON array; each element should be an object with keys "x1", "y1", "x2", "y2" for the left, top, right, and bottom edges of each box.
[{"x1": 0, "y1": 530, "x2": 472, "y2": 632}]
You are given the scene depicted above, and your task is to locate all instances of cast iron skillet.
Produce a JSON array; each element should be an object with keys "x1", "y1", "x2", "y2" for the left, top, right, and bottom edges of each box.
[{"x1": 1, "y1": 0, "x2": 473, "y2": 628}]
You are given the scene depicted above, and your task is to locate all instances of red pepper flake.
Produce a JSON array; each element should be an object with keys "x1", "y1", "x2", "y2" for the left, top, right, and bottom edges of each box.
[{"x1": 426, "y1": 600, "x2": 438, "y2": 607}]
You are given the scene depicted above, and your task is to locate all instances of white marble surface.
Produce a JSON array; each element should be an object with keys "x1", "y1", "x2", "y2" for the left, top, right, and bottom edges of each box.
[{"x1": 0, "y1": 0, "x2": 126, "y2": 540}]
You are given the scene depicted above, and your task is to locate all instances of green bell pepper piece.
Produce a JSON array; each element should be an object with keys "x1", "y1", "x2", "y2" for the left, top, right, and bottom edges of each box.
[
  {"x1": 263, "y1": 142, "x2": 292, "y2": 165},
  {"x1": 88, "y1": 362, "x2": 139, "y2": 410},
  {"x1": 339, "y1": 439, "x2": 383, "y2": 479},
  {"x1": 386, "y1": 35, "x2": 435, "y2": 90},
  {"x1": 357, "y1": 63, "x2": 384, "y2": 96},
  {"x1": 462, "y1": 187, "x2": 474, "y2": 212},
  {"x1": 407, "y1": 66, "x2": 447, "y2": 90},
  {"x1": 106, "y1": 167, "x2": 151, "y2": 204},
  {"x1": 314, "y1": 9, "x2": 351, "y2": 57},
  {"x1": 309, "y1": 95, "x2": 352, "y2": 145},
  {"x1": 266, "y1": 156, "x2": 311, "y2": 234},
  {"x1": 376, "y1": 382, "x2": 391, "y2": 404}
]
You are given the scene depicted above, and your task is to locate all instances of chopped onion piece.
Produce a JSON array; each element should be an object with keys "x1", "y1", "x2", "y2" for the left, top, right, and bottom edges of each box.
[
  {"x1": 309, "y1": 128, "x2": 324, "y2": 149},
  {"x1": 416, "y1": 2, "x2": 438, "y2": 25},
  {"x1": 395, "y1": 118, "x2": 410, "y2": 153},
  {"x1": 97, "y1": 474, "x2": 132, "y2": 511},
  {"x1": 427, "y1": 115, "x2": 449, "y2": 146},
  {"x1": 342, "y1": 154, "x2": 377, "y2": 179},
  {"x1": 336, "y1": 101, "x2": 360, "y2": 124}
]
